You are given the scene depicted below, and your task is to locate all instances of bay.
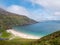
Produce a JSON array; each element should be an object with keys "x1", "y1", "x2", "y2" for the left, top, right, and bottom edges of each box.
[{"x1": 12, "y1": 21, "x2": 60, "y2": 37}]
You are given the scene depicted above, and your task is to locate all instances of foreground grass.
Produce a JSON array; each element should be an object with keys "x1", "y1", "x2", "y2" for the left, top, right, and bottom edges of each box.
[
  {"x1": 31, "y1": 31, "x2": 60, "y2": 45},
  {"x1": 0, "y1": 30, "x2": 11, "y2": 38},
  {"x1": 0, "y1": 30, "x2": 37, "y2": 45},
  {"x1": 0, "y1": 37, "x2": 37, "y2": 45},
  {"x1": 0, "y1": 30, "x2": 60, "y2": 45}
]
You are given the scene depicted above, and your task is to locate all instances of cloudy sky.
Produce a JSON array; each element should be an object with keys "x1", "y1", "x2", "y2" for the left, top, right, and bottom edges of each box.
[{"x1": 0, "y1": 0, "x2": 60, "y2": 21}]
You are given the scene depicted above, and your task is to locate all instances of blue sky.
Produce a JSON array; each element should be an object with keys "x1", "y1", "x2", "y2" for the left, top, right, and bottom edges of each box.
[{"x1": 0, "y1": 0, "x2": 60, "y2": 21}]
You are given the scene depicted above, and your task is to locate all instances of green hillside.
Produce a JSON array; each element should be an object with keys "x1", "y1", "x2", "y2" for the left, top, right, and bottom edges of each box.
[
  {"x1": 0, "y1": 8, "x2": 37, "y2": 30},
  {"x1": 0, "y1": 8, "x2": 60, "y2": 45},
  {"x1": 0, "y1": 31, "x2": 60, "y2": 45},
  {"x1": 31, "y1": 31, "x2": 60, "y2": 45}
]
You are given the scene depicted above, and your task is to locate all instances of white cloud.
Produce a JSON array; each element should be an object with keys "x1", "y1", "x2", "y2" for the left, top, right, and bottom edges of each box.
[
  {"x1": 28, "y1": 0, "x2": 60, "y2": 10},
  {"x1": 26, "y1": 0, "x2": 60, "y2": 20},
  {"x1": 7, "y1": 5, "x2": 30, "y2": 16},
  {"x1": 54, "y1": 12, "x2": 60, "y2": 16},
  {"x1": 6, "y1": 5, "x2": 40, "y2": 21},
  {"x1": 5, "y1": 0, "x2": 60, "y2": 21}
]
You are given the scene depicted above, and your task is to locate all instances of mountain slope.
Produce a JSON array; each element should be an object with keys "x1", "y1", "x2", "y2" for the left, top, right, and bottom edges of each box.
[
  {"x1": 32, "y1": 31, "x2": 60, "y2": 45},
  {"x1": 0, "y1": 8, "x2": 37, "y2": 30},
  {"x1": 0, "y1": 31, "x2": 60, "y2": 45}
]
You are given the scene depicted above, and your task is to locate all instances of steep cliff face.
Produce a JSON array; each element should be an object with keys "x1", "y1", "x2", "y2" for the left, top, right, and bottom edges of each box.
[{"x1": 0, "y1": 8, "x2": 37, "y2": 29}]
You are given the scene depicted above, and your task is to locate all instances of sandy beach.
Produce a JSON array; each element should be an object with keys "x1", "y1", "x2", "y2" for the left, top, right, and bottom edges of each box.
[{"x1": 6, "y1": 29, "x2": 40, "y2": 39}]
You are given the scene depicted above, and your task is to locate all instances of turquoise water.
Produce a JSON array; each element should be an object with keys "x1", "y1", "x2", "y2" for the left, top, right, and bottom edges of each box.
[{"x1": 12, "y1": 21, "x2": 60, "y2": 37}]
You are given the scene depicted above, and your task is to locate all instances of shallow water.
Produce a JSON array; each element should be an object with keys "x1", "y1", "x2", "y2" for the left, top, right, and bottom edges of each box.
[{"x1": 12, "y1": 21, "x2": 60, "y2": 37}]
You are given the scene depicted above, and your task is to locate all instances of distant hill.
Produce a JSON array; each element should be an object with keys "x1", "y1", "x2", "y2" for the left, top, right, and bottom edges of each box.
[
  {"x1": 0, "y1": 8, "x2": 37, "y2": 30},
  {"x1": 32, "y1": 31, "x2": 60, "y2": 45},
  {"x1": 40, "y1": 20, "x2": 60, "y2": 23}
]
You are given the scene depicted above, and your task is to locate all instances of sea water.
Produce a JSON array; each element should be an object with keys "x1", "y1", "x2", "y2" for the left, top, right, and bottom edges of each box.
[{"x1": 12, "y1": 21, "x2": 60, "y2": 37}]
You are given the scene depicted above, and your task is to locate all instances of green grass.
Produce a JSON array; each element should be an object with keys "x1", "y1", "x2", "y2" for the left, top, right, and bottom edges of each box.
[
  {"x1": 31, "y1": 31, "x2": 60, "y2": 45},
  {"x1": 0, "y1": 30, "x2": 11, "y2": 38},
  {"x1": 1, "y1": 31, "x2": 11, "y2": 38},
  {"x1": 0, "y1": 30, "x2": 37, "y2": 45},
  {"x1": 0, "y1": 36, "x2": 37, "y2": 45},
  {"x1": 0, "y1": 30, "x2": 60, "y2": 45}
]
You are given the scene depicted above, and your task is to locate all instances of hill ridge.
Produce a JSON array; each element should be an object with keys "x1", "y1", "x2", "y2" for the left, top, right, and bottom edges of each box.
[
  {"x1": 32, "y1": 31, "x2": 60, "y2": 45},
  {"x1": 0, "y1": 8, "x2": 37, "y2": 30}
]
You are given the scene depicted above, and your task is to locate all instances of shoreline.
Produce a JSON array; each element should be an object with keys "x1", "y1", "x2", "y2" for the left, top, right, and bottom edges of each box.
[{"x1": 6, "y1": 29, "x2": 41, "y2": 39}]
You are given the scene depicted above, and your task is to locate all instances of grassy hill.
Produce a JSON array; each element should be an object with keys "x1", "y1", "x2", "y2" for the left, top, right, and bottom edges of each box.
[
  {"x1": 31, "y1": 31, "x2": 60, "y2": 45},
  {"x1": 0, "y1": 8, "x2": 37, "y2": 30},
  {"x1": 0, "y1": 31, "x2": 60, "y2": 45},
  {"x1": 0, "y1": 8, "x2": 60, "y2": 45}
]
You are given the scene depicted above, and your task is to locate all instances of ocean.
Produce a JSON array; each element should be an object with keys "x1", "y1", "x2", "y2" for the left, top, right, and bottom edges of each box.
[{"x1": 12, "y1": 21, "x2": 60, "y2": 37}]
